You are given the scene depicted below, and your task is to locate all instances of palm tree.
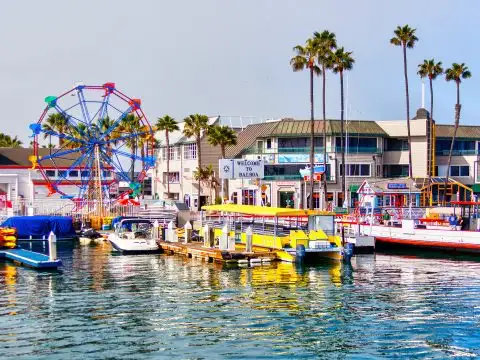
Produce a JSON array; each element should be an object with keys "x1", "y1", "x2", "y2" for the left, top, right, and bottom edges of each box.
[
  {"x1": 418, "y1": 59, "x2": 443, "y2": 186},
  {"x1": 120, "y1": 114, "x2": 141, "y2": 182},
  {"x1": 156, "y1": 115, "x2": 179, "y2": 199},
  {"x1": 313, "y1": 30, "x2": 337, "y2": 208},
  {"x1": 390, "y1": 25, "x2": 419, "y2": 179},
  {"x1": 194, "y1": 164, "x2": 219, "y2": 204},
  {"x1": 331, "y1": 47, "x2": 355, "y2": 207},
  {"x1": 0, "y1": 133, "x2": 23, "y2": 148},
  {"x1": 183, "y1": 114, "x2": 210, "y2": 210},
  {"x1": 42, "y1": 113, "x2": 69, "y2": 147},
  {"x1": 291, "y1": 38, "x2": 321, "y2": 210},
  {"x1": 207, "y1": 124, "x2": 237, "y2": 200},
  {"x1": 444, "y1": 63, "x2": 472, "y2": 201}
]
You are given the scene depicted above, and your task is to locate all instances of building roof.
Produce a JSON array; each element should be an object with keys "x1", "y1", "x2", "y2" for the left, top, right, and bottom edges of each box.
[
  {"x1": 225, "y1": 121, "x2": 280, "y2": 158},
  {"x1": 357, "y1": 178, "x2": 421, "y2": 194},
  {"x1": 270, "y1": 119, "x2": 387, "y2": 137},
  {"x1": 435, "y1": 124, "x2": 480, "y2": 139},
  {"x1": 0, "y1": 148, "x2": 82, "y2": 168}
]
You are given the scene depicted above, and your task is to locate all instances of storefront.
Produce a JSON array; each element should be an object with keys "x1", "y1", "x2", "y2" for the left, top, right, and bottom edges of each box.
[{"x1": 357, "y1": 178, "x2": 421, "y2": 209}]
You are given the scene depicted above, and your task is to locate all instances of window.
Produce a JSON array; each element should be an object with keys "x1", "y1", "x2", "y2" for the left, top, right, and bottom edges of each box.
[
  {"x1": 436, "y1": 139, "x2": 475, "y2": 155},
  {"x1": 383, "y1": 165, "x2": 409, "y2": 178},
  {"x1": 242, "y1": 189, "x2": 256, "y2": 205},
  {"x1": 336, "y1": 137, "x2": 377, "y2": 152},
  {"x1": 163, "y1": 172, "x2": 180, "y2": 183},
  {"x1": 384, "y1": 138, "x2": 409, "y2": 151},
  {"x1": 45, "y1": 170, "x2": 56, "y2": 177},
  {"x1": 69, "y1": 170, "x2": 79, "y2": 177},
  {"x1": 184, "y1": 143, "x2": 197, "y2": 159},
  {"x1": 266, "y1": 139, "x2": 272, "y2": 149},
  {"x1": 102, "y1": 170, "x2": 111, "y2": 178},
  {"x1": 162, "y1": 146, "x2": 180, "y2": 160},
  {"x1": 257, "y1": 140, "x2": 264, "y2": 153},
  {"x1": 58, "y1": 170, "x2": 67, "y2": 178},
  {"x1": 340, "y1": 164, "x2": 371, "y2": 177},
  {"x1": 81, "y1": 170, "x2": 90, "y2": 178},
  {"x1": 450, "y1": 166, "x2": 469, "y2": 176}
]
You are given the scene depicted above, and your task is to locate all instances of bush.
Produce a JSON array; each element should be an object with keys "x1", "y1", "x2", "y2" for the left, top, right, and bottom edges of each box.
[{"x1": 215, "y1": 196, "x2": 222, "y2": 205}]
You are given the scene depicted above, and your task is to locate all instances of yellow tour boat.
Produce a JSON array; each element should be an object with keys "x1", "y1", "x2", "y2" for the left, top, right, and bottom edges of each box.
[{"x1": 201, "y1": 204, "x2": 346, "y2": 262}]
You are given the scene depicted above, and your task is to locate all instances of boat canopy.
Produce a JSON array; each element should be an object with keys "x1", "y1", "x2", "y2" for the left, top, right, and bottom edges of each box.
[{"x1": 202, "y1": 204, "x2": 333, "y2": 217}]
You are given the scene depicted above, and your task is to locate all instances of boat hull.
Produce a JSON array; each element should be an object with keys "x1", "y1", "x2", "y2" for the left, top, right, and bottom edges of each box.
[{"x1": 359, "y1": 224, "x2": 480, "y2": 254}]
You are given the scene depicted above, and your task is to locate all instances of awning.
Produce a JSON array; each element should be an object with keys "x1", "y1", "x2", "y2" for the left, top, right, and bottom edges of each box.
[
  {"x1": 349, "y1": 184, "x2": 360, "y2": 192},
  {"x1": 471, "y1": 184, "x2": 480, "y2": 193}
]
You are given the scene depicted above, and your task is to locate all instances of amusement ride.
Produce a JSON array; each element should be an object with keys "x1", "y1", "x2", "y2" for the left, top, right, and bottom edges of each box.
[{"x1": 29, "y1": 83, "x2": 155, "y2": 219}]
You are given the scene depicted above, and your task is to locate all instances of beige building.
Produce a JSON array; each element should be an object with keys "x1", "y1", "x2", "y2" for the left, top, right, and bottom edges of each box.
[
  {"x1": 223, "y1": 108, "x2": 480, "y2": 208},
  {"x1": 153, "y1": 117, "x2": 226, "y2": 209}
]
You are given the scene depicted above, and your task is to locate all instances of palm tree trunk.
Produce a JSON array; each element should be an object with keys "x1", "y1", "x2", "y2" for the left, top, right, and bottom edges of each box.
[
  {"x1": 166, "y1": 130, "x2": 170, "y2": 198},
  {"x1": 403, "y1": 45, "x2": 413, "y2": 179},
  {"x1": 309, "y1": 67, "x2": 315, "y2": 210},
  {"x1": 197, "y1": 136, "x2": 202, "y2": 211},
  {"x1": 445, "y1": 81, "x2": 461, "y2": 204},
  {"x1": 221, "y1": 145, "x2": 228, "y2": 202},
  {"x1": 322, "y1": 63, "x2": 328, "y2": 210},
  {"x1": 428, "y1": 77, "x2": 434, "y2": 206},
  {"x1": 340, "y1": 71, "x2": 346, "y2": 206}
]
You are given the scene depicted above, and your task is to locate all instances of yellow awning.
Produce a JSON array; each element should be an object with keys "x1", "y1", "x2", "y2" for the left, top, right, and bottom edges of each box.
[{"x1": 202, "y1": 204, "x2": 334, "y2": 217}]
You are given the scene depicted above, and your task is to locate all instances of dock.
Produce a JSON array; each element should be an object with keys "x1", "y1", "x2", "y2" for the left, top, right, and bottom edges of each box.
[
  {"x1": 0, "y1": 248, "x2": 62, "y2": 269},
  {"x1": 157, "y1": 240, "x2": 277, "y2": 264}
]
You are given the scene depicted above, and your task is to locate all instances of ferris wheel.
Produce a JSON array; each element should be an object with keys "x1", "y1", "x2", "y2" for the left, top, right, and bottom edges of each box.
[{"x1": 29, "y1": 83, "x2": 155, "y2": 204}]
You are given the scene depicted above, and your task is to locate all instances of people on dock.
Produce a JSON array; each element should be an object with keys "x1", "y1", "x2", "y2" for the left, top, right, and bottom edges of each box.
[
  {"x1": 448, "y1": 213, "x2": 458, "y2": 230},
  {"x1": 382, "y1": 210, "x2": 391, "y2": 226}
]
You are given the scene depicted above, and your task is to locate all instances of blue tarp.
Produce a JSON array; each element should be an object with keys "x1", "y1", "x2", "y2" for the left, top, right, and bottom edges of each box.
[{"x1": 1, "y1": 216, "x2": 76, "y2": 239}]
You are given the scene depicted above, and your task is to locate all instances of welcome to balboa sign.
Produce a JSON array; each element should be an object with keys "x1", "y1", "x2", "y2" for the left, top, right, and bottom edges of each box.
[{"x1": 219, "y1": 159, "x2": 265, "y2": 179}]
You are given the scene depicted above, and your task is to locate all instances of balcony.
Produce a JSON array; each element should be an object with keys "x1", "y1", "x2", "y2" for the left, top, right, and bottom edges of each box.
[
  {"x1": 244, "y1": 147, "x2": 324, "y2": 154},
  {"x1": 263, "y1": 175, "x2": 335, "y2": 181},
  {"x1": 435, "y1": 149, "x2": 479, "y2": 156},
  {"x1": 335, "y1": 147, "x2": 382, "y2": 154}
]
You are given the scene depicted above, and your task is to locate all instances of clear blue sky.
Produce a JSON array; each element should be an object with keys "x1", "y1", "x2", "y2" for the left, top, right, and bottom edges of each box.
[{"x1": 1, "y1": 0, "x2": 478, "y2": 143}]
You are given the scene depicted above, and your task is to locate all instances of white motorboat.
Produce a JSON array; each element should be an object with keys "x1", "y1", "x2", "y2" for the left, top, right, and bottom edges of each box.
[{"x1": 108, "y1": 219, "x2": 160, "y2": 254}]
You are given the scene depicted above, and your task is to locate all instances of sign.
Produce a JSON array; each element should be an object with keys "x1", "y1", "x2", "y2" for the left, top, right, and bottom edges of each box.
[
  {"x1": 278, "y1": 154, "x2": 324, "y2": 163},
  {"x1": 299, "y1": 165, "x2": 325, "y2": 178},
  {"x1": 387, "y1": 183, "x2": 408, "y2": 190},
  {"x1": 219, "y1": 159, "x2": 265, "y2": 179},
  {"x1": 335, "y1": 207, "x2": 349, "y2": 214}
]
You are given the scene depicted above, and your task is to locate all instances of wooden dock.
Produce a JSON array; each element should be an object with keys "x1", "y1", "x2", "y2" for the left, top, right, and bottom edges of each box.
[
  {"x1": 157, "y1": 240, "x2": 278, "y2": 264},
  {"x1": 0, "y1": 248, "x2": 62, "y2": 269}
]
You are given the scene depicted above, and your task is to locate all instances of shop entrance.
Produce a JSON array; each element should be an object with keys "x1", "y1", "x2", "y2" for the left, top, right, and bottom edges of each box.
[{"x1": 279, "y1": 191, "x2": 295, "y2": 208}]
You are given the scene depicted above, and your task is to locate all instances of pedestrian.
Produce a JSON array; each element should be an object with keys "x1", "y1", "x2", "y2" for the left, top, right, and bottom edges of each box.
[{"x1": 448, "y1": 213, "x2": 457, "y2": 230}]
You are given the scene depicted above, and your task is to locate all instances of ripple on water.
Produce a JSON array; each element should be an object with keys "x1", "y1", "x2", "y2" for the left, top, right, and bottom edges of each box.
[{"x1": 1, "y1": 247, "x2": 480, "y2": 359}]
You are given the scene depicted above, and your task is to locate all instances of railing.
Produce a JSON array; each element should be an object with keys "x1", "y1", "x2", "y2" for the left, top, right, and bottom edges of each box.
[
  {"x1": 335, "y1": 147, "x2": 382, "y2": 153},
  {"x1": 244, "y1": 147, "x2": 324, "y2": 154},
  {"x1": 263, "y1": 175, "x2": 335, "y2": 181},
  {"x1": 435, "y1": 149, "x2": 479, "y2": 156}
]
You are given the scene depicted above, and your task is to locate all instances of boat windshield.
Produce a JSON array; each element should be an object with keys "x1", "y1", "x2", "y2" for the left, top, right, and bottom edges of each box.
[{"x1": 118, "y1": 221, "x2": 153, "y2": 238}]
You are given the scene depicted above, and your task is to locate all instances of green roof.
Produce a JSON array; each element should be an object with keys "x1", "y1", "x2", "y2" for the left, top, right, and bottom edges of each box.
[
  {"x1": 436, "y1": 124, "x2": 480, "y2": 139},
  {"x1": 271, "y1": 119, "x2": 386, "y2": 137}
]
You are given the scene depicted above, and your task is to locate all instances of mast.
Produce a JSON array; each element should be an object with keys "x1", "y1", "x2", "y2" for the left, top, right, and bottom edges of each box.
[{"x1": 95, "y1": 144, "x2": 104, "y2": 217}]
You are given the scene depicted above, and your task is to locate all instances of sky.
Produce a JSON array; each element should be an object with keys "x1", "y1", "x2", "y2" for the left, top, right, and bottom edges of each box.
[{"x1": 1, "y1": 0, "x2": 479, "y2": 144}]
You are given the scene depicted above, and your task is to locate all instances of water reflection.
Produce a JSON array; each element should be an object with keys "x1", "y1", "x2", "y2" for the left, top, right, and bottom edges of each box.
[{"x1": 0, "y1": 246, "x2": 479, "y2": 358}]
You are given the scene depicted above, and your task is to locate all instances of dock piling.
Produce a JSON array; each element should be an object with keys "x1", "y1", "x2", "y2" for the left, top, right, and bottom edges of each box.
[
  {"x1": 184, "y1": 221, "x2": 192, "y2": 243},
  {"x1": 220, "y1": 225, "x2": 228, "y2": 250},
  {"x1": 48, "y1": 231, "x2": 57, "y2": 261},
  {"x1": 246, "y1": 226, "x2": 253, "y2": 253}
]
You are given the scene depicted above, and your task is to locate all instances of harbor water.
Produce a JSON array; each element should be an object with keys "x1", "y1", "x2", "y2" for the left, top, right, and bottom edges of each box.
[{"x1": 1, "y1": 243, "x2": 480, "y2": 359}]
